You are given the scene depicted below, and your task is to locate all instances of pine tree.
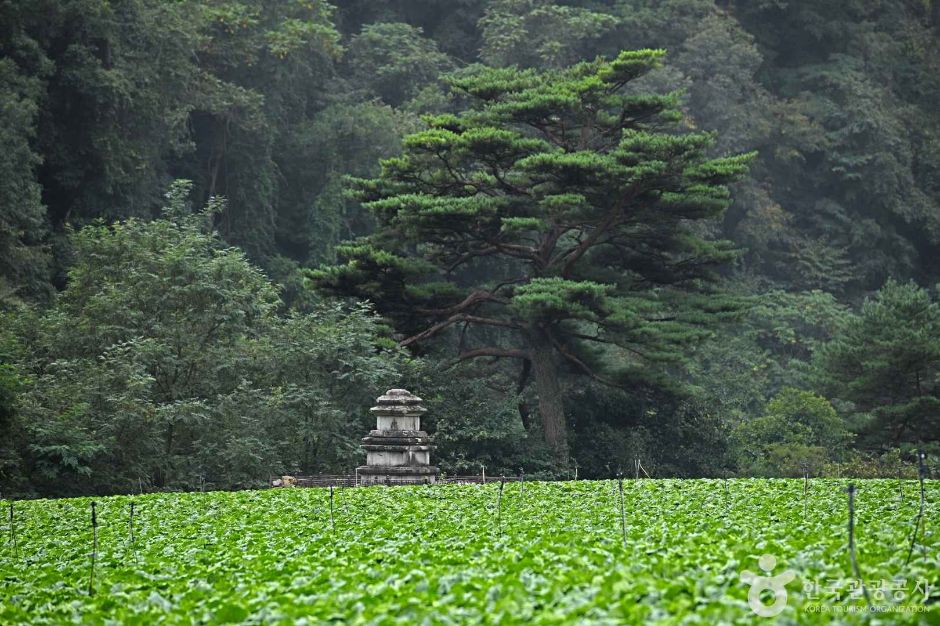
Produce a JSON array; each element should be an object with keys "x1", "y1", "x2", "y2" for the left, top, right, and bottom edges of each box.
[
  {"x1": 312, "y1": 50, "x2": 752, "y2": 459},
  {"x1": 817, "y1": 280, "x2": 940, "y2": 451}
]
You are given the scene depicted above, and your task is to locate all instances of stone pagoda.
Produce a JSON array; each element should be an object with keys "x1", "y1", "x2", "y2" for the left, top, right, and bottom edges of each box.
[{"x1": 357, "y1": 389, "x2": 439, "y2": 485}]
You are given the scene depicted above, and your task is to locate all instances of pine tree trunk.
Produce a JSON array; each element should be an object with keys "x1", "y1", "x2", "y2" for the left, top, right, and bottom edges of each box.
[{"x1": 528, "y1": 328, "x2": 568, "y2": 460}]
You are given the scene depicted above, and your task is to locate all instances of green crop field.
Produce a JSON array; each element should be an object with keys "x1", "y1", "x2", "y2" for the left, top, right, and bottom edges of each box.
[{"x1": 0, "y1": 479, "x2": 937, "y2": 624}]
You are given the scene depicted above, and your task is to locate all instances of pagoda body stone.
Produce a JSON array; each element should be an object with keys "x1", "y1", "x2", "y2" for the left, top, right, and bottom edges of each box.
[{"x1": 357, "y1": 389, "x2": 440, "y2": 485}]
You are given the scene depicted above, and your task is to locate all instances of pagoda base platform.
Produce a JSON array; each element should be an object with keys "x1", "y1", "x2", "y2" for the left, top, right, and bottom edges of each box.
[{"x1": 357, "y1": 464, "x2": 440, "y2": 485}]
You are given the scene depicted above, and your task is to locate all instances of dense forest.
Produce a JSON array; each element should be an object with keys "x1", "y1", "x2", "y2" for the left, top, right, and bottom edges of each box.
[{"x1": 1, "y1": 0, "x2": 938, "y2": 496}]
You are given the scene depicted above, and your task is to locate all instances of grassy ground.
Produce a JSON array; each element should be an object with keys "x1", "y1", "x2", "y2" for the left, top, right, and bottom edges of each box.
[{"x1": 0, "y1": 479, "x2": 937, "y2": 624}]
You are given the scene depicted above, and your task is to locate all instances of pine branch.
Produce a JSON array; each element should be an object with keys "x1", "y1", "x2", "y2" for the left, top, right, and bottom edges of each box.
[
  {"x1": 547, "y1": 332, "x2": 617, "y2": 387},
  {"x1": 445, "y1": 246, "x2": 501, "y2": 272},
  {"x1": 557, "y1": 197, "x2": 631, "y2": 277},
  {"x1": 527, "y1": 120, "x2": 568, "y2": 148},
  {"x1": 400, "y1": 314, "x2": 524, "y2": 348},
  {"x1": 559, "y1": 326, "x2": 654, "y2": 361},
  {"x1": 454, "y1": 347, "x2": 530, "y2": 362},
  {"x1": 414, "y1": 290, "x2": 508, "y2": 316},
  {"x1": 491, "y1": 241, "x2": 540, "y2": 261}
]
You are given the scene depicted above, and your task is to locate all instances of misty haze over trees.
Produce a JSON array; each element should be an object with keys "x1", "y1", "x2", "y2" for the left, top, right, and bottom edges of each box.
[{"x1": 1, "y1": 0, "x2": 938, "y2": 496}]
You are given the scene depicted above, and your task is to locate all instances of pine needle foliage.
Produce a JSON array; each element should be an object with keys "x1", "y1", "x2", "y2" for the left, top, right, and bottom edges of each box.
[{"x1": 312, "y1": 50, "x2": 753, "y2": 457}]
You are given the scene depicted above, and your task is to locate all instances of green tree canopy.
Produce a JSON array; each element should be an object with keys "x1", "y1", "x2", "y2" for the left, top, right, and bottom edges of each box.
[
  {"x1": 479, "y1": 0, "x2": 619, "y2": 68},
  {"x1": 0, "y1": 182, "x2": 405, "y2": 496},
  {"x1": 816, "y1": 280, "x2": 940, "y2": 453},
  {"x1": 313, "y1": 50, "x2": 752, "y2": 460},
  {"x1": 344, "y1": 22, "x2": 453, "y2": 107},
  {"x1": 734, "y1": 387, "x2": 850, "y2": 476}
]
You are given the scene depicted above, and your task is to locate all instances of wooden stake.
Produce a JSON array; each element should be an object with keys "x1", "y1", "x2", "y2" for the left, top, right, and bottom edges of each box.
[
  {"x1": 847, "y1": 485, "x2": 871, "y2": 607},
  {"x1": 803, "y1": 471, "x2": 809, "y2": 518},
  {"x1": 617, "y1": 474, "x2": 626, "y2": 543},
  {"x1": 128, "y1": 501, "x2": 135, "y2": 544},
  {"x1": 328, "y1": 486, "x2": 335, "y2": 535},
  {"x1": 903, "y1": 451, "x2": 927, "y2": 566},
  {"x1": 8, "y1": 500, "x2": 17, "y2": 559},
  {"x1": 898, "y1": 461, "x2": 903, "y2": 501},
  {"x1": 88, "y1": 501, "x2": 98, "y2": 596},
  {"x1": 497, "y1": 478, "x2": 505, "y2": 536}
]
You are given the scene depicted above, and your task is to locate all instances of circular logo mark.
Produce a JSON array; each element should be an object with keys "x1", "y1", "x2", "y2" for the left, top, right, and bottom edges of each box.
[{"x1": 739, "y1": 554, "x2": 796, "y2": 617}]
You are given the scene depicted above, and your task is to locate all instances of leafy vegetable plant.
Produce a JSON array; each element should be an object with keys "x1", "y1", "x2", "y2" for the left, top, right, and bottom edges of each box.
[{"x1": 0, "y1": 480, "x2": 936, "y2": 624}]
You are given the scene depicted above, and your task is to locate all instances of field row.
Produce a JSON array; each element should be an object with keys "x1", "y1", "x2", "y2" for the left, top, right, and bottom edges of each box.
[{"x1": 0, "y1": 479, "x2": 937, "y2": 624}]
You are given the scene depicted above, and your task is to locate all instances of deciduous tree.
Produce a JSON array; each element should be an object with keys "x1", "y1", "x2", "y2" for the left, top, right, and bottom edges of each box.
[{"x1": 0, "y1": 182, "x2": 404, "y2": 495}]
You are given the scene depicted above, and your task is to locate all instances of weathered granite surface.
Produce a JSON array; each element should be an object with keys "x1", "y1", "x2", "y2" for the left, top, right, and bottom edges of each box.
[{"x1": 357, "y1": 389, "x2": 440, "y2": 485}]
